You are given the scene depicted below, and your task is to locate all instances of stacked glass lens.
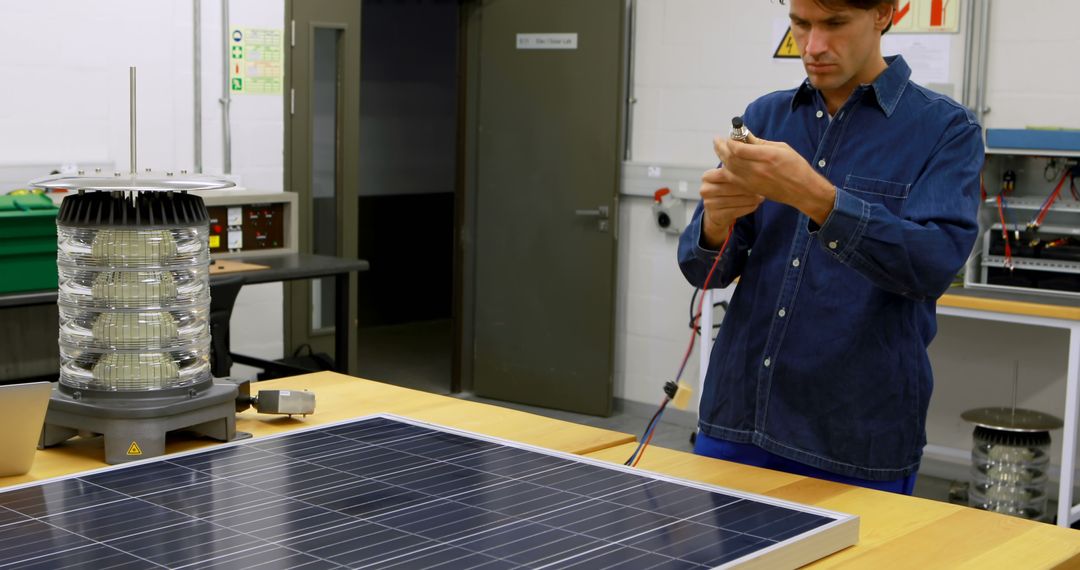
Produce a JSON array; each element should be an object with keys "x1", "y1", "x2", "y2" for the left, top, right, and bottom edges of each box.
[
  {"x1": 968, "y1": 426, "x2": 1050, "y2": 521},
  {"x1": 57, "y1": 193, "x2": 211, "y2": 392}
]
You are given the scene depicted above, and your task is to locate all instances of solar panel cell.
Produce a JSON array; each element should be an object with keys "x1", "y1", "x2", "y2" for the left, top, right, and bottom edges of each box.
[{"x1": 6, "y1": 543, "x2": 148, "y2": 570}]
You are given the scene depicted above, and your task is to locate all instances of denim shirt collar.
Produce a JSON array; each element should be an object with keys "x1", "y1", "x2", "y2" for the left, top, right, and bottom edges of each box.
[{"x1": 791, "y1": 55, "x2": 911, "y2": 118}]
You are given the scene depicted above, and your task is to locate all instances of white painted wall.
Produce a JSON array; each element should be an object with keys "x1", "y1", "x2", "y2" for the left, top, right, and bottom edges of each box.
[
  {"x1": 981, "y1": 1, "x2": 1080, "y2": 131},
  {"x1": 0, "y1": 0, "x2": 286, "y2": 379},
  {"x1": 618, "y1": 0, "x2": 1080, "y2": 483}
]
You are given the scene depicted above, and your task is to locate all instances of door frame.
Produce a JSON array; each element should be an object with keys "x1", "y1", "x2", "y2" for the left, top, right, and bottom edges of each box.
[
  {"x1": 455, "y1": 1, "x2": 483, "y2": 393},
  {"x1": 283, "y1": 0, "x2": 361, "y2": 375}
]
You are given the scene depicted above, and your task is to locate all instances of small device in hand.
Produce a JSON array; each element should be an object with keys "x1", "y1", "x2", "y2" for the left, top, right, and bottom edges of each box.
[{"x1": 729, "y1": 116, "x2": 750, "y2": 143}]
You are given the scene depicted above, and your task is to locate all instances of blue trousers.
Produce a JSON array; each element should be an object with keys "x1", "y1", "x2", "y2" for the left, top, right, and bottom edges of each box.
[{"x1": 693, "y1": 432, "x2": 917, "y2": 495}]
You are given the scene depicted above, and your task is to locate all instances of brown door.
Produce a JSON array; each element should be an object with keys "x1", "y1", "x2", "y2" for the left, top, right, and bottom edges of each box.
[{"x1": 470, "y1": 0, "x2": 626, "y2": 415}]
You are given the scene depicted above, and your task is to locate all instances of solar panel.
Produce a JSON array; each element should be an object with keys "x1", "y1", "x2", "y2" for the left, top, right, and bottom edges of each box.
[{"x1": 0, "y1": 415, "x2": 857, "y2": 569}]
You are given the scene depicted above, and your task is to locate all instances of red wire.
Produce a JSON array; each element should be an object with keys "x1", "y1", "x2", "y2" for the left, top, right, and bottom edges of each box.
[
  {"x1": 681, "y1": 225, "x2": 734, "y2": 374},
  {"x1": 630, "y1": 224, "x2": 734, "y2": 468},
  {"x1": 1033, "y1": 170, "x2": 1070, "y2": 228},
  {"x1": 632, "y1": 414, "x2": 661, "y2": 467},
  {"x1": 996, "y1": 194, "x2": 1012, "y2": 269}
]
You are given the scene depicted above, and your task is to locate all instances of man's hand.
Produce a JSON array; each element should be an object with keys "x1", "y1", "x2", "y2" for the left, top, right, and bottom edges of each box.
[
  {"x1": 712, "y1": 133, "x2": 836, "y2": 226},
  {"x1": 699, "y1": 168, "x2": 764, "y2": 249}
]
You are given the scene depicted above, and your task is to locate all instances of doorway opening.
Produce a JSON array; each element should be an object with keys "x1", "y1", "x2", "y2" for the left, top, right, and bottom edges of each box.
[{"x1": 355, "y1": 0, "x2": 461, "y2": 395}]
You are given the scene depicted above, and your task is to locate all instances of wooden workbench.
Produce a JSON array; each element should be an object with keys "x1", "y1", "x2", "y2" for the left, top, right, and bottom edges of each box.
[
  {"x1": 939, "y1": 286, "x2": 1080, "y2": 320},
  {"x1": 1, "y1": 372, "x2": 635, "y2": 488},
  {"x1": 587, "y1": 443, "x2": 1080, "y2": 568},
  {"x1": 6, "y1": 371, "x2": 1080, "y2": 567}
]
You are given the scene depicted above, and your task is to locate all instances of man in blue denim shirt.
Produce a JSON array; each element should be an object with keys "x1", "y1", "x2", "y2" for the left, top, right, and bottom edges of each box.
[{"x1": 678, "y1": 0, "x2": 983, "y2": 493}]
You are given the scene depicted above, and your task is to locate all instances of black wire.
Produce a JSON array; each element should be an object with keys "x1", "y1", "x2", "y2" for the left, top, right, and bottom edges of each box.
[
  {"x1": 714, "y1": 301, "x2": 729, "y2": 320},
  {"x1": 624, "y1": 398, "x2": 669, "y2": 466},
  {"x1": 689, "y1": 290, "x2": 729, "y2": 335},
  {"x1": 688, "y1": 288, "x2": 699, "y2": 333},
  {"x1": 1045, "y1": 159, "x2": 1060, "y2": 182}
]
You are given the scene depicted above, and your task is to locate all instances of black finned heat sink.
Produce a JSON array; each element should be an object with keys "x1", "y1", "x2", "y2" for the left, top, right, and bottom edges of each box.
[
  {"x1": 974, "y1": 425, "x2": 1052, "y2": 447},
  {"x1": 58, "y1": 190, "x2": 209, "y2": 228}
]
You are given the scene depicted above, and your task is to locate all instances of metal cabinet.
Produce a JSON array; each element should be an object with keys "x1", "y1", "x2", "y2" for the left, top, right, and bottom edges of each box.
[{"x1": 965, "y1": 133, "x2": 1080, "y2": 298}]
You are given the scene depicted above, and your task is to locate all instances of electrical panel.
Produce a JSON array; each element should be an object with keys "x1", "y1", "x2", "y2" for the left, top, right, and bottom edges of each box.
[
  {"x1": 965, "y1": 152, "x2": 1080, "y2": 297},
  {"x1": 206, "y1": 203, "x2": 287, "y2": 254},
  {"x1": 194, "y1": 190, "x2": 298, "y2": 258}
]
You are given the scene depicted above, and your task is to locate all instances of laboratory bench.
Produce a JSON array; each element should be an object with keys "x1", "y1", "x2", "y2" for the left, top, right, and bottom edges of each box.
[{"x1": 4, "y1": 371, "x2": 1078, "y2": 568}]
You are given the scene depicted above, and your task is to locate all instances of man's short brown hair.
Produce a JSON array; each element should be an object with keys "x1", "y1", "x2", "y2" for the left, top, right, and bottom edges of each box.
[{"x1": 780, "y1": 0, "x2": 899, "y2": 35}]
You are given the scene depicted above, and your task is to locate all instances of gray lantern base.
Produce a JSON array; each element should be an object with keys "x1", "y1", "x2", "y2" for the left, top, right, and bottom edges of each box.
[{"x1": 38, "y1": 381, "x2": 246, "y2": 465}]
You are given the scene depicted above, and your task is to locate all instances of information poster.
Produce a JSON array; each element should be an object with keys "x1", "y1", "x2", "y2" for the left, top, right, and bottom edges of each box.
[{"x1": 229, "y1": 28, "x2": 284, "y2": 95}]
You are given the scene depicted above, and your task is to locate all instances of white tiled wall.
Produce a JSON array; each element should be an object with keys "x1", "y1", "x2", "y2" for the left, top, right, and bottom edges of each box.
[
  {"x1": 629, "y1": 0, "x2": 806, "y2": 165},
  {"x1": 981, "y1": 1, "x2": 1080, "y2": 131}
]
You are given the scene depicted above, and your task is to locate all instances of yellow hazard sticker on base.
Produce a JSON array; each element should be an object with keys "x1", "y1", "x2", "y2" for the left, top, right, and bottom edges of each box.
[{"x1": 127, "y1": 441, "x2": 143, "y2": 456}]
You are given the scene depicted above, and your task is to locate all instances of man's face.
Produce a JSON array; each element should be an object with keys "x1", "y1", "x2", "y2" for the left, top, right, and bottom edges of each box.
[{"x1": 788, "y1": 0, "x2": 893, "y2": 96}]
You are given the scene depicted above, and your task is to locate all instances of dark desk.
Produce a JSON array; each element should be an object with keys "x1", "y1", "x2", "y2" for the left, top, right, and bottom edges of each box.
[
  {"x1": 217, "y1": 253, "x2": 369, "y2": 376},
  {"x1": 0, "y1": 253, "x2": 369, "y2": 374}
]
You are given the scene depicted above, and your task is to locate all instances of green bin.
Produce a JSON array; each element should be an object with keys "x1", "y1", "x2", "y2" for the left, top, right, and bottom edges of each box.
[{"x1": 0, "y1": 193, "x2": 60, "y2": 294}]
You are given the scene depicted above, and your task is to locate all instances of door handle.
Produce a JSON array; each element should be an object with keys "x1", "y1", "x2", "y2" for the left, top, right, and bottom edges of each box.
[{"x1": 574, "y1": 206, "x2": 609, "y2": 219}]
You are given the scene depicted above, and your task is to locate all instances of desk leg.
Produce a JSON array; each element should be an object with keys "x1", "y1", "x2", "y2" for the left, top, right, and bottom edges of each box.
[
  {"x1": 334, "y1": 272, "x2": 350, "y2": 374},
  {"x1": 1059, "y1": 325, "x2": 1080, "y2": 527}
]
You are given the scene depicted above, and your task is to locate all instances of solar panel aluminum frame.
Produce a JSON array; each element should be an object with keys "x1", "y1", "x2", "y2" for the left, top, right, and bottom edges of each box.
[{"x1": 0, "y1": 414, "x2": 860, "y2": 569}]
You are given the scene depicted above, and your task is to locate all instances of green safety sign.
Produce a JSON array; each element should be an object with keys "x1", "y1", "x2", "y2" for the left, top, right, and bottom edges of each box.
[{"x1": 228, "y1": 28, "x2": 283, "y2": 95}]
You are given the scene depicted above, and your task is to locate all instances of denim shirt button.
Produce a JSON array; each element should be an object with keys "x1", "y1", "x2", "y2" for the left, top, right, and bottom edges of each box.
[
  {"x1": 817, "y1": 159, "x2": 827, "y2": 168},
  {"x1": 816, "y1": 110, "x2": 824, "y2": 119},
  {"x1": 778, "y1": 308, "x2": 786, "y2": 318},
  {"x1": 828, "y1": 241, "x2": 839, "y2": 250},
  {"x1": 792, "y1": 258, "x2": 800, "y2": 268},
  {"x1": 764, "y1": 357, "x2": 772, "y2": 367}
]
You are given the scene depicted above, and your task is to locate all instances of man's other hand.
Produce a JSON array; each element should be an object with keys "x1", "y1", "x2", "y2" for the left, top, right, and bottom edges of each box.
[{"x1": 699, "y1": 167, "x2": 764, "y2": 249}]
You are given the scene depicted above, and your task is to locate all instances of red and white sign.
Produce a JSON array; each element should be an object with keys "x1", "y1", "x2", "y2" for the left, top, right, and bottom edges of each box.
[{"x1": 891, "y1": 0, "x2": 960, "y2": 33}]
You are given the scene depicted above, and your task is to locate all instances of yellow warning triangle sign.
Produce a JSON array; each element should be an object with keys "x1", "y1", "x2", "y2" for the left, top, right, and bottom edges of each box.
[
  {"x1": 126, "y1": 441, "x2": 143, "y2": 456},
  {"x1": 774, "y1": 27, "x2": 801, "y2": 59}
]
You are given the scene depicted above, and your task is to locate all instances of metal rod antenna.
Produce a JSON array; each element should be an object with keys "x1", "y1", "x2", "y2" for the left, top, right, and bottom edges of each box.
[
  {"x1": 194, "y1": 0, "x2": 203, "y2": 173},
  {"x1": 129, "y1": 66, "x2": 137, "y2": 175},
  {"x1": 221, "y1": 0, "x2": 232, "y2": 175}
]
